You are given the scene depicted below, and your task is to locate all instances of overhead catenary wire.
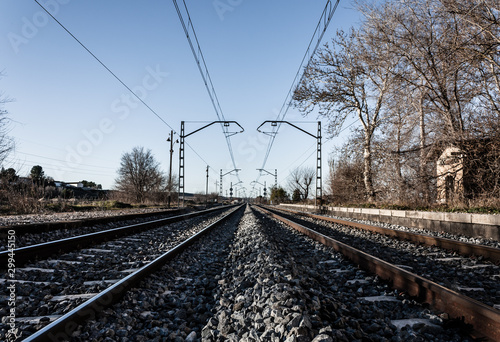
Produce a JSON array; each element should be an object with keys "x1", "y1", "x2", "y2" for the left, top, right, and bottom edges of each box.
[
  {"x1": 172, "y1": 0, "x2": 241, "y2": 182},
  {"x1": 258, "y1": 0, "x2": 340, "y2": 175},
  {"x1": 32, "y1": 0, "x2": 216, "y2": 176},
  {"x1": 33, "y1": 0, "x2": 174, "y2": 132},
  {"x1": 253, "y1": 0, "x2": 340, "y2": 192}
]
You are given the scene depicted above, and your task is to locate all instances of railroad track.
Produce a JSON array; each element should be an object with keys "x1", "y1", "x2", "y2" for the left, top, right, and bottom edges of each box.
[
  {"x1": 0, "y1": 208, "x2": 189, "y2": 237},
  {"x1": 0, "y1": 207, "x2": 212, "y2": 252},
  {"x1": 0, "y1": 205, "x2": 242, "y2": 341},
  {"x1": 1, "y1": 204, "x2": 494, "y2": 341},
  {"x1": 258, "y1": 205, "x2": 500, "y2": 341},
  {"x1": 0, "y1": 206, "x2": 233, "y2": 267},
  {"x1": 273, "y1": 205, "x2": 500, "y2": 262}
]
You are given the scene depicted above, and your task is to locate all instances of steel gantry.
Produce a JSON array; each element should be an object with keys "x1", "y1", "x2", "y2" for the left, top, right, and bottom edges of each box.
[
  {"x1": 257, "y1": 168, "x2": 277, "y2": 190},
  {"x1": 220, "y1": 169, "x2": 240, "y2": 198},
  {"x1": 257, "y1": 121, "x2": 322, "y2": 207},
  {"x1": 250, "y1": 180, "x2": 267, "y2": 202},
  {"x1": 178, "y1": 121, "x2": 244, "y2": 207}
]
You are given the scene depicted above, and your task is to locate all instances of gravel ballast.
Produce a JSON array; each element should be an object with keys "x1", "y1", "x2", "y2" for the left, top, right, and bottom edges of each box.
[
  {"x1": 0, "y1": 209, "x2": 235, "y2": 340},
  {"x1": 65, "y1": 205, "x2": 472, "y2": 341},
  {"x1": 268, "y1": 207, "x2": 500, "y2": 309},
  {"x1": 0, "y1": 208, "x2": 169, "y2": 227}
]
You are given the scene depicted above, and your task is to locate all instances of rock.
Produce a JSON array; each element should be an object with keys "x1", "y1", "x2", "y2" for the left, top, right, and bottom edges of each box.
[
  {"x1": 233, "y1": 301, "x2": 244, "y2": 311},
  {"x1": 115, "y1": 329, "x2": 128, "y2": 338},
  {"x1": 311, "y1": 333, "x2": 334, "y2": 342},
  {"x1": 185, "y1": 331, "x2": 197, "y2": 341}
]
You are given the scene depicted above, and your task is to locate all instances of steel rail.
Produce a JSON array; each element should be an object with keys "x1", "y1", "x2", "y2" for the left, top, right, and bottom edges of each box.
[
  {"x1": 272, "y1": 206, "x2": 500, "y2": 263},
  {"x1": 22, "y1": 204, "x2": 245, "y2": 342},
  {"x1": 0, "y1": 208, "x2": 187, "y2": 236},
  {"x1": 0, "y1": 205, "x2": 234, "y2": 268},
  {"x1": 255, "y1": 205, "x2": 500, "y2": 342}
]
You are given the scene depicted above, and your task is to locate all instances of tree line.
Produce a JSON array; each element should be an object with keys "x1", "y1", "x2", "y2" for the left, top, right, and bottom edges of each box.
[{"x1": 293, "y1": 0, "x2": 500, "y2": 207}]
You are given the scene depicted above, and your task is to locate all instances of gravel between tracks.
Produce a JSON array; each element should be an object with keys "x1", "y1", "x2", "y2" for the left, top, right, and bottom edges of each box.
[
  {"x1": 69, "y1": 205, "x2": 471, "y2": 341},
  {"x1": 0, "y1": 208, "x2": 168, "y2": 227},
  {"x1": 0, "y1": 211, "x2": 183, "y2": 251},
  {"x1": 306, "y1": 211, "x2": 500, "y2": 249},
  {"x1": 0, "y1": 209, "x2": 233, "y2": 340},
  {"x1": 271, "y1": 208, "x2": 500, "y2": 308}
]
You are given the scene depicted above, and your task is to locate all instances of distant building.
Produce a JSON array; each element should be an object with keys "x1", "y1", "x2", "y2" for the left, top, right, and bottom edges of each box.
[
  {"x1": 436, "y1": 146, "x2": 464, "y2": 203},
  {"x1": 435, "y1": 139, "x2": 500, "y2": 203},
  {"x1": 53, "y1": 181, "x2": 107, "y2": 199}
]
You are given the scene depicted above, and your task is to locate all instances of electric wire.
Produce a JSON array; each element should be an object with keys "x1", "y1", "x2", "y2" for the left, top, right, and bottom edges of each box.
[
  {"x1": 4, "y1": 158, "x2": 114, "y2": 178},
  {"x1": 32, "y1": 0, "x2": 217, "y2": 182},
  {"x1": 253, "y1": 0, "x2": 339, "y2": 191},
  {"x1": 172, "y1": 0, "x2": 241, "y2": 182},
  {"x1": 33, "y1": 0, "x2": 174, "y2": 132},
  {"x1": 258, "y1": 0, "x2": 340, "y2": 174},
  {"x1": 14, "y1": 151, "x2": 117, "y2": 170}
]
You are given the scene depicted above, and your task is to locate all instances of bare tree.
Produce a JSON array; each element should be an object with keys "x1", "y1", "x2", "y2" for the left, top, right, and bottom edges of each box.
[
  {"x1": 440, "y1": 0, "x2": 500, "y2": 120},
  {"x1": 327, "y1": 146, "x2": 365, "y2": 204},
  {"x1": 287, "y1": 166, "x2": 315, "y2": 201},
  {"x1": 0, "y1": 73, "x2": 14, "y2": 165},
  {"x1": 375, "y1": 85, "x2": 420, "y2": 203},
  {"x1": 115, "y1": 147, "x2": 166, "y2": 203},
  {"x1": 294, "y1": 29, "x2": 396, "y2": 202},
  {"x1": 359, "y1": 0, "x2": 479, "y2": 140},
  {"x1": 357, "y1": 0, "x2": 500, "y2": 205},
  {"x1": 440, "y1": 0, "x2": 500, "y2": 44}
]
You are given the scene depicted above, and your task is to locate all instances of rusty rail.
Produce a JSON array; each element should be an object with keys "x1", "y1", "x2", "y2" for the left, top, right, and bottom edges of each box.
[
  {"x1": 272, "y1": 206, "x2": 500, "y2": 263},
  {"x1": 256, "y1": 205, "x2": 500, "y2": 342},
  {"x1": 0, "y1": 208, "x2": 188, "y2": 236},
  {"x1": 22, "y1": 205, "x2": 245, "y2": 342},
  {"x1": 1, "y1": 205, "x2": 235, "y2": 268}
]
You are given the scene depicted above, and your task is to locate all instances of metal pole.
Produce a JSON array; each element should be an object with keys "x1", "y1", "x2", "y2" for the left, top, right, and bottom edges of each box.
[
  {"x1": 257, "y1": 120, "x2": 322, "y2": 208},
  {"x1": 178, "y1": 121, "x2": 244, "y2": 208},
  {"x1": 168, "y1": 130, "x2": 174, "y2": 208},
  {"x1": 179, "y1": 121, "x2": 185, "y2": 208},
  {"x1": 275, "y1": 169, "x2": 278, "y2": 189},
  {"x1": 220, "y1": 169, "x2": 223, "y2": 197},
  {"x1": 215, "y1": 179, "x2": 218, "y2": 203},
  {"x1": 316, "y1": 121, "x2": 322, "y2": 207},
  {"x1": 206, "y1": 165, "x2": 209, "y2": 208}
]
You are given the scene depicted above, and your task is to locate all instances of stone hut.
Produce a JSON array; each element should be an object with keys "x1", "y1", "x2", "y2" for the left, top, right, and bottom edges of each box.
[
  {"x1": 435, "y1": 139, "x2": 500, "y2": 203},
  {"x1": 436, "y1": 146, "x2": 464, "y2": 203}
]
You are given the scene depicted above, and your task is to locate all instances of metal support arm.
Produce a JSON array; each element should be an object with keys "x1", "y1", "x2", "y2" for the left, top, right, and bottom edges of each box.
[
  {"x1": 256, "y1": 120, "x2": 322, "y2": 207},
  {"x1": 179, "y1": 121, "x2": 244, "y2": 207}
]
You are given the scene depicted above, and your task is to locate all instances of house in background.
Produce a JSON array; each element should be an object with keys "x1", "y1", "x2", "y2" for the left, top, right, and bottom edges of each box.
[
  {"x1": 435, "y1": 139, "x2": 500, "y2": 204},
  {"x1": 436, "y1": 146, "x2": 464, "y2": 203}
]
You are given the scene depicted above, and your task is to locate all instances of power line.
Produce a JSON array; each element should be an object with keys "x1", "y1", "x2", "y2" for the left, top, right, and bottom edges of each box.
[
  {"x1": 172, "y1": 0, "x2": 241, "y2": 182},
  {"x1": 33, "y1": 0, "x2": 175, "y2": 132},
  {"x1": 14, "y1": 151, "x2": 117, "y2": 170},
  {"x1": 4, "y1": 158, "x2": 114, "y2": 177},
  {"x1": 258, "y1": 0, "x2": 340, "y2": 173},
  {"x1": 282, "y1": 142, "x2": 317, "y2": 173},
  {"x1": 32, "y1": 0, "x2": 217, "y2": 177}
]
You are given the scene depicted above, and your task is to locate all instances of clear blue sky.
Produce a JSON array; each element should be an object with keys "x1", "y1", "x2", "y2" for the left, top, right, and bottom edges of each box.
[{"x1": 1, "y1": 0, "x2": 361, "y2": 196}]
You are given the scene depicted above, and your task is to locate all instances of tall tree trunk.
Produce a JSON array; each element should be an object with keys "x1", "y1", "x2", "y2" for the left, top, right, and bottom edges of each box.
[
  {"x1": 418, "y1": 94, "x2": 429, "y2": 204},
  {"x1": 363, "y1": 129, "x2": 376, "y2": 202},
  {"x1": 395, "y1": 116, "x2": 404, "y2": 203}
]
